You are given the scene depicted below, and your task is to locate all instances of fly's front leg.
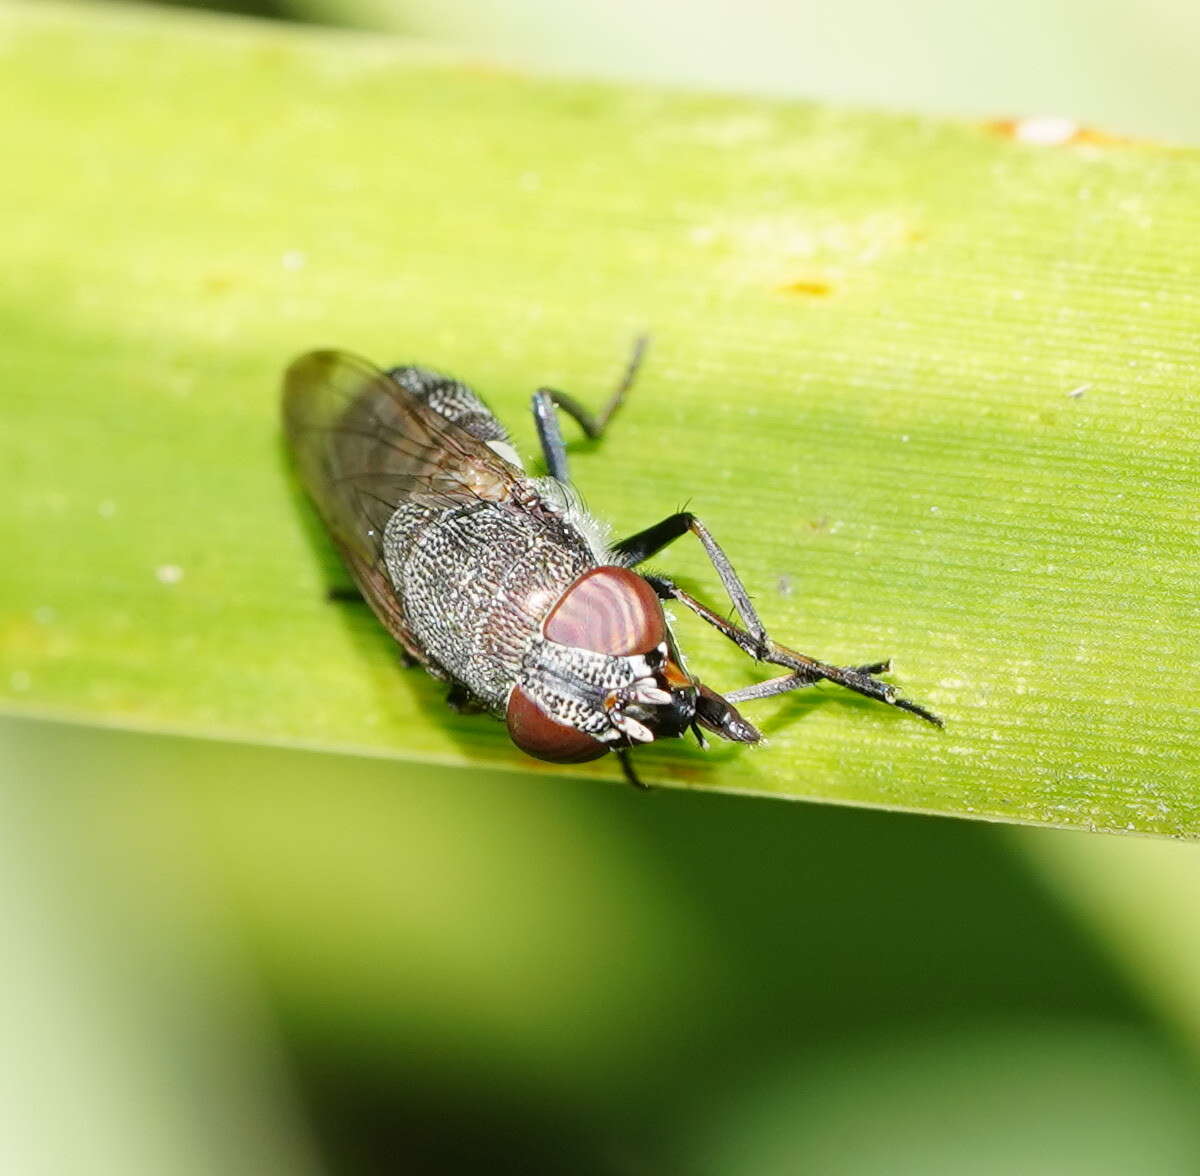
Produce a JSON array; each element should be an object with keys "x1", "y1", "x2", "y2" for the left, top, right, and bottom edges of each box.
[
  {"x1": 614, "y1": 512, "x2": 769, "y2": 650},
  {"x1": 646, "y1": 571, "x2": 942, "y2": 725},
  {"x1": 531, "y1": 335, "x2": 648, "y2": 482},
  {"x1": 618, "y1": 512, "x2": 942, "y2": 726},
  {"x1": 724, "y1": 662, "x2": 892, "y2": 703}
]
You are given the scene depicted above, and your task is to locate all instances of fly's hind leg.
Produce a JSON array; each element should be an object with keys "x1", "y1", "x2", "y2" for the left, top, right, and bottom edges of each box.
[{"x1": 532, "y1": 334, "x2": 648, "y2": 482}]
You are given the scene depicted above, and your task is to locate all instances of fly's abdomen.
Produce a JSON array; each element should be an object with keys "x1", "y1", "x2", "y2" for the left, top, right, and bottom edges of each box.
[{"x1": 384, "y1": 501, "x2": 595, "y2": 707}]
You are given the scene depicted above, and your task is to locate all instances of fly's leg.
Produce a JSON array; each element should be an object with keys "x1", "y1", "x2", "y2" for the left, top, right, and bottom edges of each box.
[
  {"x1": 648, "y1": 570, "x2": 942, "y2": 725},
  {"x1": 446, "y1": 683, "x2": 487, "y2": 714},
  {"x1": 531, "y1": 334, "x2": 648, "y2": 482},
  {"x1": 724, "y1": 662, "x2": 891, "y2": 703},
  {"x1": 615, "y1": 512, "x2": 942, "y2": 726},
  {"x1": 617, "y1": 749, "x2": 649, "y2": 790},
  {"x1": 614, "y1": 512, "x2": 767, "y2": 637}
]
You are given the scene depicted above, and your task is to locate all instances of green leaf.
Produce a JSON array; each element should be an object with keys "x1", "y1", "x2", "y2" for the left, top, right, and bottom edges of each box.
[{"x1": 3, "y1": 2, "x2": 1198, "y2": 833}]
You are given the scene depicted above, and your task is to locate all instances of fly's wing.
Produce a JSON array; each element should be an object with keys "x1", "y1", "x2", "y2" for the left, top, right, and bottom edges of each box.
[{"x1": 282, "y1": 349, "x2": 525, "y2": 661}]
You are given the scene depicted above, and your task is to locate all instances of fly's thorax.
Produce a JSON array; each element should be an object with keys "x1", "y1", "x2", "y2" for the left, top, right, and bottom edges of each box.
[
  {"x1": 382, "y1": 498, "x2": 598, "y2": 708},
  {"x1": 528, "y1": 477, "x2": 611, "y2": 563}
]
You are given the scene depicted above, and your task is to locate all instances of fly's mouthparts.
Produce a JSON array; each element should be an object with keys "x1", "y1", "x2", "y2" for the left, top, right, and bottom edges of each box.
[
  {"x1": 631, "y1": 682, "x2": 673, "y2": 706},
  {"x1": 611, "y1": 712, "x2": 655, "y2": 743}
]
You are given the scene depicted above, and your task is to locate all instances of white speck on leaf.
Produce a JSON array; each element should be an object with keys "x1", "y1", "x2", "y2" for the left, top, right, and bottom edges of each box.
[
  {"x1": 281, "y1": 250, "x2": 306, "y2": 271},
  {"x1": 156, "y1": 564, "x2": 184, "y2": 585},
  {"x1": 1015, "y1": 115, "x2": 1077, "y2": 146}
]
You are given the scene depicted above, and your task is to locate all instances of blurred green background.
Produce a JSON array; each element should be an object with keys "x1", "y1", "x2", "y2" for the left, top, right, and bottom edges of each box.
[
  {"x1": 5, "y1": 1, "x2": 1200, "y2": 1173},
  {"x1": 152, "y1": 0, "x2": 1200, "y2": 141}
]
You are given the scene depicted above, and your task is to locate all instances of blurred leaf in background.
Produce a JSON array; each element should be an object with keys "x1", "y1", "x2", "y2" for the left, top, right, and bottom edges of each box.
[
  {"x1": 9, "y1": 716, "x2": 1200, "y2": 1175},
  {"x1": 153, "y1": 0, "x2": 300, "y2": 18},
  {"x1": 152, "y1": 0, "x2": 1200, "y2": 141}
]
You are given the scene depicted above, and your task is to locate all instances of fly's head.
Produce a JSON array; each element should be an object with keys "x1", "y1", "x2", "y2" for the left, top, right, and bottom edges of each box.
[{"x1": 506, "y1": 566, "x2": 760, "y2": 763}]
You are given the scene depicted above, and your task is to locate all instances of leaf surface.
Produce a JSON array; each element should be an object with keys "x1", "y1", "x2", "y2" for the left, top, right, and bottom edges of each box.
[{"x1": 3, "y1": 2, "x2": 1198, "y2": 833}]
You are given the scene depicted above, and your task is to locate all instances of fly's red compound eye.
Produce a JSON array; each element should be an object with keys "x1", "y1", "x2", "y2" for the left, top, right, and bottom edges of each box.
[
  {"x1": 543, "y1": 566, "x2": 665, "y2": 655},
  {"x1": 505, "y1": 686, "x2": 608, "y2": 763}
]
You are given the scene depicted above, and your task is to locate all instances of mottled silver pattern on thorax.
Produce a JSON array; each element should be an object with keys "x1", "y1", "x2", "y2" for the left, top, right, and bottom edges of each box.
[
  {"x1": 374, "y1": 365, "x2": 610, "y2": 710},
  {"x1": 383, "y1": 498, "x2": 597, "y2": 708}
]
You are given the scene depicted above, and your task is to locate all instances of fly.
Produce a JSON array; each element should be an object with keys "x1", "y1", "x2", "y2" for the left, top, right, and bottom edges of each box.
[{"x1": 282, "y1": 339, "x2": 941, "y2": 788}]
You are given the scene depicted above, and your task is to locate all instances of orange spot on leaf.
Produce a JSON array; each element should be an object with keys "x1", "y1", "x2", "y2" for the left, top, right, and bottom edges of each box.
[
  {"x1": 778, "y1": 278, "x2": 834, "y2": 297},
  {"x1": 984, "y1": 116, "x2": 1142, "y2": 149}
]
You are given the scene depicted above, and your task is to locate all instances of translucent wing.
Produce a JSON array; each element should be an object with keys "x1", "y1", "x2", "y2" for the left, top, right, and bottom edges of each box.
[{"x1": 281, "y1": 349, "x2": 524, "y2": 658}]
